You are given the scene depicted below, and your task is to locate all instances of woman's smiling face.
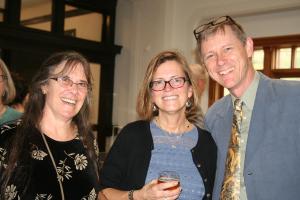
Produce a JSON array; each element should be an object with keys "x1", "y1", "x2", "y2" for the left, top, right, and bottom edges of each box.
[
  {"x1": 42, "y1": 62, "x2": 88, "y2": 122},
  {"x1": 151, "y1": 60, "x2": 192, "y2": 115}
]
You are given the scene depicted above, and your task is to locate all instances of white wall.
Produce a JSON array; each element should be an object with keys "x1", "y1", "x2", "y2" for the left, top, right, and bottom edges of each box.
[{"x1": 113, "y1": 0, "x2": 300, "y2": 128}]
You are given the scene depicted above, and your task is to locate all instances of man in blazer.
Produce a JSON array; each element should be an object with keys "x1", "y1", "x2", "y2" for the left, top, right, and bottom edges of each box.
[{"x1": 193, "y1": 15, "x2": 300, "y2": 200}]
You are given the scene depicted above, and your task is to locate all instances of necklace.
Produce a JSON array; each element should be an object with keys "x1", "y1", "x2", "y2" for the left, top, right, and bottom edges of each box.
[
  {"x1": 154, "y1": 117, "x2": 191, "y2": 149},
  {"x1": 41, "y1": 133, "x2": 65, "y2": 200},
  {"x1": 155, "y1": 117, "x2": 190, "y2": 136}
]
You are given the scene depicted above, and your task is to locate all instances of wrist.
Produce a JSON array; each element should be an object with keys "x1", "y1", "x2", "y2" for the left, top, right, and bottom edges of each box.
[
  {"x1": 129, "y1": 189, "x2": 143, "y2": 200},
  {"x1": 128, "y1": 190, "x2": 134, "y2": 200}
]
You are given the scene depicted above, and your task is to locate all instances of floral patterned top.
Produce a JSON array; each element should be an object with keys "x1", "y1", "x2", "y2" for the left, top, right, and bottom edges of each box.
[{"x1": 0, "y1": 121, "x2": 100, "y2": 200}]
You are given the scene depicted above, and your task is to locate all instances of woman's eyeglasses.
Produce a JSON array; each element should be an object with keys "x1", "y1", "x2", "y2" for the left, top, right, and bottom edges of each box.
[
  {"x1": 193, "y1": 16, "x2": 234, "y2": 41},
  {"x1": 50, "y1": 76, "x2": 89, "y2": 92},
  {"x1": 150, "y1": 77, "x2": 189, "y2": 91}
]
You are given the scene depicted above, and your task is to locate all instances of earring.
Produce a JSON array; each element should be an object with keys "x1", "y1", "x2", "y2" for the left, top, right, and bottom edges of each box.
[
  {"x1": 186, "y1": 99, "x2": 192, "y2": 108},
  {"x1": 153, "y1": 104, "x2": 158, "y2": 111}
]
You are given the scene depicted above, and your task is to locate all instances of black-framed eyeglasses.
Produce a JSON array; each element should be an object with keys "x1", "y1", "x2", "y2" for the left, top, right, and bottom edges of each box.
[
  {"x1": 0, "y1": 75, "x2": 7, "y2": 82},
  {"x1": 193, "y1": 16, "x2": 234, "y2": 41},
  {"x1": 150, "y1": 77, "x2": 189, "y2": 91},
  {"x1": 50, "y1": 76, "x2": 89, "y2": 92}
]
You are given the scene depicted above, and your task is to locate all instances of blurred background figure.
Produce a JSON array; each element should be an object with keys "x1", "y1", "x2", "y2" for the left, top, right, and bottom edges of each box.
[
  {"x1": 189, "y1": 63, "x2": 207, "y2": 97},
  {"x1": 0, "y1": 59, "x2": 22, "y2": 124},
  {"x1": 9, "y1": 72, "x2": 29, "y2": 113},
  {"x1": 189, "y1": 63, "x2": 208, "y2": 128}
]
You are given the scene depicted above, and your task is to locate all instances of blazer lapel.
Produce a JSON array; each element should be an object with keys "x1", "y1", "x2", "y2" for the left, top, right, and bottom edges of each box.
[
  {"x1": 244, "y1": 74, "x2": 278, "y2": 167},
  {"x1": 214, "y1": 96, "x2": 234, "y2": 154}
]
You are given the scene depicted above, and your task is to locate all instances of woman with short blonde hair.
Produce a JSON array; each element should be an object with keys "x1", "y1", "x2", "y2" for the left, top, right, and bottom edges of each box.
[{"x1": 0, "y1": 58, "x2": 22, "y2": 124}]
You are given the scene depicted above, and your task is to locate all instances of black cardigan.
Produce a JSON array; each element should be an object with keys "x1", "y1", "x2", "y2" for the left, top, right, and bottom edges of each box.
[{"x1": 99, "y1": 120, "x2": 217, "y2": 199}]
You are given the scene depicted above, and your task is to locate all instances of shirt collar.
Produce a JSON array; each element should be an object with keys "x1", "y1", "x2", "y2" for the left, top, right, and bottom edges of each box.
[{"x1": 231, "y1": 71, "x2": 260, "y2": 110}]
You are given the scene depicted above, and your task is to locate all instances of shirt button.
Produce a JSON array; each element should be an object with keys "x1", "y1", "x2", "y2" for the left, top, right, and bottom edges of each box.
[
  {"x1": 204, "y1": 178, "x2": 207, "y2": 182},
  {"x1": 206, "y1": 193, "x2": 211, "y2": 197},
  {"x1": 197, "y1": 163, "x2": 201, "y2": 168}
]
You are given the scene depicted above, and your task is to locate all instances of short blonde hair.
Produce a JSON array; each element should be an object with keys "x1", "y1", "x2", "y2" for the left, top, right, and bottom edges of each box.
[
  {"x1": 0, "y1": 58, "x2": 16, "y2": 105},
  {"x1": 189, "y1": 63, "x2": 207, "y2": 128},
  {"x1": 189, "y1": 63, "x2": 208, "y2": 84}
]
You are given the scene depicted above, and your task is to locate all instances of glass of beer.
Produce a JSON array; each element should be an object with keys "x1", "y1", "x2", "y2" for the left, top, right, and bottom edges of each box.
[{"x1": 158, "y1": 170, "x2": 180, "y2": 190}]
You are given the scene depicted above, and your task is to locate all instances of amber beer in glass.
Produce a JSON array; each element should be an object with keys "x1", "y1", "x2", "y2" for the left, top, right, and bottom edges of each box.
[{"x1": 158, "y1": 171, "x2": 180, "y2": 190}]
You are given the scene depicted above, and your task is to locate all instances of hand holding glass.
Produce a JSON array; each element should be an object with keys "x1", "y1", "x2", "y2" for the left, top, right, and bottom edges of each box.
[{"x1": 158, "y1": 171, "x2": 180, "y2": 190}]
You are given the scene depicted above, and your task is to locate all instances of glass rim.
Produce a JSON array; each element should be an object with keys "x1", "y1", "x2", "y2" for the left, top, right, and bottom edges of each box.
[{"x1": 158, "y1": 170, "x2": 180, "y2": 180}]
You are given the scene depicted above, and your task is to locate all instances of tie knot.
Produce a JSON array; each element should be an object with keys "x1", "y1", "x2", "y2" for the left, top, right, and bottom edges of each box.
[{"x1": 234, "y1": 99, "x2": 243, "y2": 111}]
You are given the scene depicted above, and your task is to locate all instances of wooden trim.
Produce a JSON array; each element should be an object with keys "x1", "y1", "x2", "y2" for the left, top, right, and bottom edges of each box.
[
  {"x1": 208, "y1": 78, "x2": 224, "y2": 107},
  {"x1": 51, "y1": 0, "x2": 65, "y2": 34},
  {"x1": 253, "y1": 34, "x2": 300, "y2": 47},
  {"x1": 208, "y1": 78, "x2": 216, "y2": 107},
  {"x1": 271, "y1": 69, "x2": 300, "y2": 78},
  {"x1": 261, "y1": 47, "x2": 273, "y2": 77},
  {"x1": 291, "y1": 46, "x2": 296, "y2": 69},
  {"x1": 21, "y1": 8, "x2": 91, "y2": 26},
  {"x1": 4, "y1": 0, "x2": 21, "y2": 24},
  {"x1": 65, "y1": 0, "x2": 117, "y2": 14}
]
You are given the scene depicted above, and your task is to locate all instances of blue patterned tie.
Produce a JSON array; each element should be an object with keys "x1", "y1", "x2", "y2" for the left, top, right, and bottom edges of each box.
[{"x1": 220, "y1": 99, "x2": 243, "y2": 200}]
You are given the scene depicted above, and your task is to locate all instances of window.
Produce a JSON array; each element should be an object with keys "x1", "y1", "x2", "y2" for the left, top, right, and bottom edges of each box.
[
  {"x1": 254, "y1": 35, "x2": 300, "y2": 79},
  {"x1": 21, "y1": 0, "x2": 52, "y2": 31},
  {"x1": 276, "y1": 48, "x2": 291, "y2": 69},
  {"x1": 253, "y1": 49, "x2": 264, "y2": 70},
  {"x1": 64, "y1": 5, "x2": 103, "y2": 42}
]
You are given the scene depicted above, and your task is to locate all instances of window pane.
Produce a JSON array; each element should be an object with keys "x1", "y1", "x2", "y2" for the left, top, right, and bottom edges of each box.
[
  {"x1": 253, "y1": 50, "x2": 264, "y2": 70},
  {"x1": 276, "y1": 48, "x2": 291, "y2": 69},
  {"x1": 223, "y1": 88, "x2": 230, "y2": 96},
  {"x1": 0, "y1": 0, "x2": 4, "y2": 9},
  {"x1": 21, "y1": 0, "x2": 52, "y2": 31},
  {"x1": 64, "y1": 5, "x2": 103, "y2": 42},
  {"x1": 295, "y1": 47, "x2": 300, "y2": 69},
  {"x1": 0, "y1": 0, "x2": 4, "y2": 22}
]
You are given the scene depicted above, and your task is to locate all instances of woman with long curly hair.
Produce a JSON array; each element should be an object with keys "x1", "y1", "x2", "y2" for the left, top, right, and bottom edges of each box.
[{"x1": 0, "y1": 51, "x2": 100, "y2": 200}]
